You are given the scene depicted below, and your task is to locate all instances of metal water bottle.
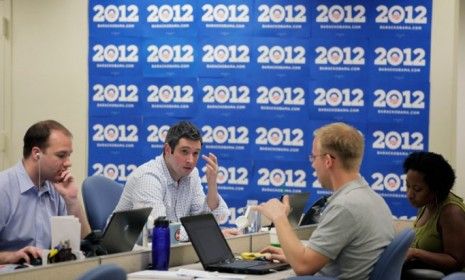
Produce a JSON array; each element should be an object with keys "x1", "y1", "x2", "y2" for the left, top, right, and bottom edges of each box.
[{"x1": 152, "y1": 216, "x2": 170, "y2": 270}]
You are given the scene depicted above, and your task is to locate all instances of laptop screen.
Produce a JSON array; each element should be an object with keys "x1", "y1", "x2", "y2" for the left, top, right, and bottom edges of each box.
[
  {"x1": 181, "y1": 214, "x2": 235, "y2": 266},
  {"x1": 287, "y1": 192, "x2": 310, "y2": 227},
  {"x1": 101, "y1": 207, "x2": 152, "y2": 254}
]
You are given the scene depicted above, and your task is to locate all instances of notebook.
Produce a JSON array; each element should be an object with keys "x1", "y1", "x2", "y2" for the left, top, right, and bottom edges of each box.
[
  {"x1": 180, "y1": 213, "x2": 290, "y2": 275},
  {"x1": 99, "y1": 207, "x2": 152, "y2": 254}
]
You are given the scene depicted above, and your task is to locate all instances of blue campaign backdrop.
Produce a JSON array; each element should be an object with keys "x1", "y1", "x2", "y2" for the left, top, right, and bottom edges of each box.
[{"x1": 88, "y1": 0, "x2": 432, "y2": 227}]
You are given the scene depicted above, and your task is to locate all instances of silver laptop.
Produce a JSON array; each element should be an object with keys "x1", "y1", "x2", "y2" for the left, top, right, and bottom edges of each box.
[
  {"x1": 287, "y1": 192, "x2": 310, "y2": 227},
  {"x1": 101, "y1": 207, "x2": 152, "y2": 254}
]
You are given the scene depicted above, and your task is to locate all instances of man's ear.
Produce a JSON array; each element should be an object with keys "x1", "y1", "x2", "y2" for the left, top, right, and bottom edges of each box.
[
  {"x1": 163, "y1": 143, "x2": 171, "y2": 155},
  {"x1": 324, "y1": 155, "x2": 334, "y2": 168},
  {"x1": 31, "y1": 147, "x2": 41, "y2": 160}
]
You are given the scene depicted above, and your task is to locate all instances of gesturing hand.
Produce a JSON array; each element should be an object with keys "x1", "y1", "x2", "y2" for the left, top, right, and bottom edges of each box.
[
  {"x1": 253, "y1": 195, "x2": 291, "y2": 223},
  {"x1": 202, "y1": 153, "x2": 219, "y2": 188}
]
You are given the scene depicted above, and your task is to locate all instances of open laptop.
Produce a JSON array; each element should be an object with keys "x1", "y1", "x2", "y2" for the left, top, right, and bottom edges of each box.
[
  {"x1": 299, "y1": 194, "x2": 330, "y2": 226},
  {"x1": 82, "y1": 207, "x2": 152, "y2": 255},
  {"x1": 266, "y1": 192, "x2": 310, "y2": 228},
  {"x1": 287, "y1": 192, "x2": 310, "y2": 227},
  {"x1": 180, "y1": 213, "x2": 290, "y2": 275}
]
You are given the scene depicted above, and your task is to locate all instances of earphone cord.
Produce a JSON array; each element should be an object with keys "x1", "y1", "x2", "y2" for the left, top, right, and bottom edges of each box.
[{"x1": 38, "y1": 156, "x2": 41, "y2": 188}]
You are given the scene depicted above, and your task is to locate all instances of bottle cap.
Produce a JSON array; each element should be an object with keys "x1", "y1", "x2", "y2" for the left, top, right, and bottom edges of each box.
[{"x1": 154, "y1": 216, "x2": 169, "y2": 227}]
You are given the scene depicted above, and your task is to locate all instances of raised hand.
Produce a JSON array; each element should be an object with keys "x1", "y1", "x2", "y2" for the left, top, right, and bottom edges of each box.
[
  {"x1": 254, "y1": 195, "x2": 291, "y2": 223},
  {"x1": 202, "y1": 153, "x2": 219, "y2": 189},
  {"x1": 53, "y1": 168, "x2": 78, "y2": 200}
]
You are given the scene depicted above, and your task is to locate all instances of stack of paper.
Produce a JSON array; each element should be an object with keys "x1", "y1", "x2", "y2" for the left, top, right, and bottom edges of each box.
[
  {"x1": 177, "y1": 268, "x2": 246, "y2": 279},
  {"x1": 51, "y1": 215, "x2": 81, "y2": 251},
  {"x1": 127, "y1": 269, "x2": 246, "y2": 280},
  {"x1": 128, "y1": 270, "x2": 193, "y2": 280}
]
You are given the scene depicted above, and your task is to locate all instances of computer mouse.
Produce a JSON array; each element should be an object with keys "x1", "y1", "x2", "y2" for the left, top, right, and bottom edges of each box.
[
  {"x1": 17, "y1": 254, "x2": 42, "y2": 266},
  {"x1": 30, "y1": 257, "x2": 42, "y2": 266}
]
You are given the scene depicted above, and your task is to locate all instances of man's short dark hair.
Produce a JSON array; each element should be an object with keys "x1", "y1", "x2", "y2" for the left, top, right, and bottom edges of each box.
[
  {"x1": 403, "y1": 151, "x2": 456, "y2": 203},
  {"x1": 165, "y1": 121, "x2": 202, "y2": 153},
  {"x1": 23, "y1": 120, "x2": 72, "y2": 158}
]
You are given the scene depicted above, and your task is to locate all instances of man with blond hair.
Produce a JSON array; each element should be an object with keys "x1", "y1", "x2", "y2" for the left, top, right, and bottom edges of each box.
[{"x1": 255, "y1": 122, "x2": 395, "y2": 279}]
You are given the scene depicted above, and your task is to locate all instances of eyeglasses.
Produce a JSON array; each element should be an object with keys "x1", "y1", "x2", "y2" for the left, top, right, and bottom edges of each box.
[{"x1": 309, "y1": 153, "x2": 336, "y2": 163}]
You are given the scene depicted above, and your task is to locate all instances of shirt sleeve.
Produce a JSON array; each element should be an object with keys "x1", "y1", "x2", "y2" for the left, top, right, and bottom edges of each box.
[
  {"x1": 209, "y1": 195, "x2": 229, "y2": 224},
  {"x1": 188, "y1": 171, "x2": 230, "y2": 224},
  {"x1": 57, "y1": 194, "x2": 68, "y2": 216},
  {"x1": 308, "y1": 204, "x2": 357, "y2": 260}
]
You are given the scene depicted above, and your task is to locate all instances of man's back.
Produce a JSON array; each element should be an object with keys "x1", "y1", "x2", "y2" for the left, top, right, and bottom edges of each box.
[{"x1": 308, "y1": 177, "x2": 395, "y2": 279}]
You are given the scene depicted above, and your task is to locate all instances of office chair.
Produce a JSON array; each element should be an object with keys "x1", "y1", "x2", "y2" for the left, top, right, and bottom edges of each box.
[
  {"x1": 82, "y1": 175, "x2": 124, "y2": 231},
  {"x1": 76, "y1": 264, "x2": 126, "y2": 280},
  {"x1": 287, "y1": 228, "x2": 415, "y2": 280},
  {"x1": 403, "y1": 268, "x2": 445, "y2": 279}
]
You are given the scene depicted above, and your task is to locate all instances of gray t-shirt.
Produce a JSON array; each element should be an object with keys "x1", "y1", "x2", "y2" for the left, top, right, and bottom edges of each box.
[{"x1": 308, "y1": 176, "x2": 395, "y2": 280}]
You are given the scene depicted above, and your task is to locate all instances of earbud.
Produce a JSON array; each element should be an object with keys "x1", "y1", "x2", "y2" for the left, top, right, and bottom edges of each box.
[{"x1": 36, "y1": 153, "x2": 41, "y2": 160}]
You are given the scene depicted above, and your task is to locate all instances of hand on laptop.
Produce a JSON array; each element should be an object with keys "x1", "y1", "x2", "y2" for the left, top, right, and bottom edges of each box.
[{"x1": 259, "y1": 246, "x2": 287, "y2": 263}]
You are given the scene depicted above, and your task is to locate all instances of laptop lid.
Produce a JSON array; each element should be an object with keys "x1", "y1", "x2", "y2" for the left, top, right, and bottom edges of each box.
[
  {"x1": 101, "y1": 207, "x2": 152, "y2": 254},
  {"x1": 286, "y1": 192, "x2": 310, "y2": 227},
  {"x1": 181, "y1": 213, "x2": 290, "y2": 275},
  {"x1": 180, "y1": 213, "x2": 236, "y2": 268}
]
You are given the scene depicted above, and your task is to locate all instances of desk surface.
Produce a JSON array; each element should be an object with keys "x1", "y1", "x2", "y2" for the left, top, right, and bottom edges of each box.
[{"x1": 0, "y1": 220, "x2": 412, "y2": 280}]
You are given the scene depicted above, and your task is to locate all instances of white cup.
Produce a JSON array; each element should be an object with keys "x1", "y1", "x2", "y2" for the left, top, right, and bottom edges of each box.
[{"x1": 169, "y1": 222, "x2": 182, "y2": 245}]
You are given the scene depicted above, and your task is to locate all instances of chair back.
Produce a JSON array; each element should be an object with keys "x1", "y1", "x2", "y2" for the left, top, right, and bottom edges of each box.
[
  {"x1": 82, "y1": 175, "x2": 124, "y2": 231},
  {"x1": 369, "y1": 228, "x2": 415, "y2": 280},
  {"x1": 287, "y1": 229, "x2": 414, "y2": 280},
  {"x1": 76, "y1": 264, "x2": 126, "y2": 280}
]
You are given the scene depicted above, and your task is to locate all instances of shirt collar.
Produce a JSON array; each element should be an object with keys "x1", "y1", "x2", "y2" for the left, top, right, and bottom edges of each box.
[
  {"x1": 15, "y1": 161, "x2": 51, "y2": 194},
  {"x1": 326, "y1": 175, "x2": 367, "y2": 205}
]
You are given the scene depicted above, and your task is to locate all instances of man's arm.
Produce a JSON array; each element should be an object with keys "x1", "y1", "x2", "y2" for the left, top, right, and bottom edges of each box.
[
  {"x1": 64, "y1": 197, "x2": 91, "y2": 238},
  {"x1": 273, "y1": 213, "x2": 329, "y2": 275},
  {"x1": 0, "y1": 246, "x2": 42, "y2": 264},
  {"x1": 53, "y1": 169, "x2": 91, "y2": 238},
  {"x1": 198, "y1": 153, "x2": 229, "y2": 224},
  {"x1": 255, "y1": 196, "x2": 330, "y2": 275},
  {"x1": 202, "y1": 153, "x2": 220, "y2": 210}
]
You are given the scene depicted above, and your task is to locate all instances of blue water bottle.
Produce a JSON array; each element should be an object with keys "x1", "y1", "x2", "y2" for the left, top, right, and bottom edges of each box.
[{"x1": 152, "y1": 216, "x2": 170, "y2": 270}]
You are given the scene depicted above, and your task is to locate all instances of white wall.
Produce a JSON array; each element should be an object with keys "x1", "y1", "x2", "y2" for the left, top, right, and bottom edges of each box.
[
  {"x1": 429, "y1": 1, "x2": 464, "y2": 196},
  {"x1": 456, "y1": 0, "x2": 465, "y2": 198},
  {"x1": 2, "y1": 0, "x2": 463, "y2": 195},
  {"x1": 0, "y1": 0, "x2": 12, "y2": 170},
  {"x1": 7, "y1": 0, "x2": 88, "y2": 184}
]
